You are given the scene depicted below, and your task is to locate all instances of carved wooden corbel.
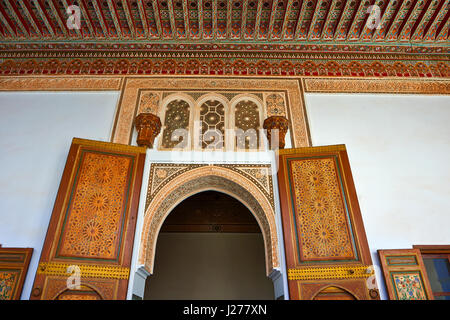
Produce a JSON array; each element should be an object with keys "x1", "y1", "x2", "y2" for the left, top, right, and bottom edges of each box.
[
  {"x1": 134, "y1": 113, "x2": 162, "y2": 148},
  {"x1": 263, "y1": 116, "x2": 289, "y2": 150}
]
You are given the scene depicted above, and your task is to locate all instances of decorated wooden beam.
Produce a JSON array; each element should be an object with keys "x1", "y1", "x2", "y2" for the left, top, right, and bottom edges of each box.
[
  {"x1": 107, "y1": 0, "x2": 123, "y2": 38},
  {"x1": 78, "y1": 0, "x2": 96, "y2": 37},
  {"x1": 254, "y1": 0, "x2": 263, "y2": 40},
  {"x1": 182, "y1": 0, "x2": 190, "y2": 39},
  {"x1": 121, "y1": 0, "x2": 136, "y2": 38}
]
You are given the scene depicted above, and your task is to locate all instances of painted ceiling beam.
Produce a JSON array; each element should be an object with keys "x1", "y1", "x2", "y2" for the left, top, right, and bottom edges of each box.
[
  {"x1": 212, "y1": 0, "x2": 218, "y2": 40},
  {"x1": 372, "y1": 0, "x2": 400, "y2": 41},
  {"x1": 435, "y1": 6, "x2": 450, "y2": 40},
  {"x1": 317, "y1": 0, "x2": 332, "y2": 39},
  {"x1": 422, "y1": 0, "x2": 447, "y2": 40},
  {"x1": 309, "y1": 0, "x2": 330, "y2": 40},
  {"x1": 359, "y1": 0, "x2": 387, "y2": 41},
  {"x1": 307, "y1": 0, "x2": 322, "y2": 39},
  {"x1": 226, "y1": 0, "x2": 232, "y2": 39},
  {"x1": 121, "y1": 0, "x2": 136, "y2": 38},
  {"x1": 198, "y1": 0, "x2": 204, "y2": 39},
  {"x1": 306, "y1": 0, "x2": 320, "y2": 40},
  {"x1": 415, "y1": 0, "x2": 446, "y2": 41},
  {"x1": 320, "y1": 0, "x2": 339, "y2": 40},
  {"x1": 62, "y1": 0, "x2": 82, "y2": 38},
  {"x1": 167, "y1": 0, "x2": 176, "y2": 39},
  {"x1": 281, "y1": 0, "x2": 294, "y2": 40},
  {"x1": 77, "y1": 0, "x2": 96, "y2": 38},
  {"x1": 109, "y1": 0, "x2": 125, "y2": 38},
  {"x1": 241, "y1": 0, "x2": 248, "y2": 40},
  {"x1": 0, "y1": 19, "x2": 5, "y2": 37},
  {"x1": 136, "y1": 1, "x2": 149, "y2": 38},
  {"x1": 48, "y1": 0, "x2": 70, "y2": 37},
  {"x1": 410, "y1": 0, "x2": 436, "y2": 40},
  {"x1": 398, "y1": 0, "x2": 425, "y2": 41},
  {"x1": 35, "y1": 0, "x2": 56, "y2": 37},
  {"x1": 384, "y1": 0, "x2": 409, "y2": 41},
  {"x1": 152, "y1": 0, "x2": 163, "y2": 39},
  {"x1": 424, "y1": 0, "x2": 449, "y2": 40},
  {"x1": 294, "y1": 0, "x2": 309, "y2": 40},
  {"x1": 333, "y1": 0, "x2": 354, "y2": 40},
  {"x1": 346, "y1": 0, "x2": 366, "y2": 40},
  {"x1": 436, "y1": 14, "x2": 450, "y2": 40},
  {"x1": 254, "y1": 0, "x2": 263, "y2": 40},
  {"x1": 4, "y1": 0, "x2": 31, "y2": 37},
  {"x1": 20, "y1": 0, "x2": 44, "y2": 38},
  {"x1": 182, "y1": 0, "x2": 190, "y2": 39},
  {"x1": 268, "y1": 0, "x2": 279, "y2": 40},
  {"x1": 91, "y1": 0, "x2": 109, "y2": 38},
  {"x1": 0, "y1": 4, "x2": 16, "y2": 37}
]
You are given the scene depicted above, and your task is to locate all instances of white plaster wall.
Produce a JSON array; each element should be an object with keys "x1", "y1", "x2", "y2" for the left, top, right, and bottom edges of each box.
[
  {"x1": 304, "y1": 93, "x2": 450, "y2": 300},
  {"x1": 0, "y1": 91, "x2": 119, "y2": 299}
]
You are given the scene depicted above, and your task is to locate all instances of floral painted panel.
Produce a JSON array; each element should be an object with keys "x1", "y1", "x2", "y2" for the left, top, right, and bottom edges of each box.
[
  {"x1": 391, "y1": 272, "x2": 428, "y2": 300},
  {"x1": 0, "y1": 270, "x2": 19, "y2": 300}
]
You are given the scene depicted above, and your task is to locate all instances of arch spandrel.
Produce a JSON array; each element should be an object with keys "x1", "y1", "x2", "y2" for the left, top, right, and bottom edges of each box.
[{"x1": 139, "y1": 166, "x2": 279, "y2": 276}]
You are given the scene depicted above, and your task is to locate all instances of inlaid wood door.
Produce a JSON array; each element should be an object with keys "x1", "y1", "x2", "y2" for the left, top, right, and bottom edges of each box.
[
  {"x1": 277, "y1": 145, "x2": 379, "y2": 300},
  {"x1": 30, "y1": 138, "x2": 146, "y2": 300}
]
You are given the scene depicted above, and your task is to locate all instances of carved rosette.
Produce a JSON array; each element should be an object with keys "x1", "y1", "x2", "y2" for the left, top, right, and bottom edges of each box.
[
  {"x1": 263, "y1": 116, "x2": 289, "y2": 150},
  {"x1": 134, "y1": 113, "x2": 162, "y2": 148}
]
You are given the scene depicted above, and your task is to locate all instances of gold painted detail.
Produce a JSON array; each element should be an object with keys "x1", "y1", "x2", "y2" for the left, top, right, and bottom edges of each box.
[
  {"x1": 288, "y1": 265, "x2": 373, "y2": 281},
  {"x1": 37, "y1": 262, "x2": 129, "y2": 280},
  {"x1": 73, "y1": 137, "x2": 147, "y2": 154},
  {"x1": 278, "y1": 144, "x2": 346, "y2": 155}
]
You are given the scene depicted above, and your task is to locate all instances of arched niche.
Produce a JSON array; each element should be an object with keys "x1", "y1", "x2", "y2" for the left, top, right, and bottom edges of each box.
[
  {"x1": 138, "y1": 166, "x2": 279, "y2": 276},
  {"x1": 158, "y1": 93, "x2": 196, "y2": 150},
  {"x1": 229, "y1": 94, "x2": 265, "y2": 151},
  {"x1": 312, "y1": 285, "x2": 358, "y2": 300}
]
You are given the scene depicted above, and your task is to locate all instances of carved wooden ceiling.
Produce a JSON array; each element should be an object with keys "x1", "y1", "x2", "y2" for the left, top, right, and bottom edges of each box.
[
  {"x1": 0, "y1": 1, "x2": 448, "y2": 48},
  {"x1": 0, "y1": 0, "x2": 448, "y2": 77}
]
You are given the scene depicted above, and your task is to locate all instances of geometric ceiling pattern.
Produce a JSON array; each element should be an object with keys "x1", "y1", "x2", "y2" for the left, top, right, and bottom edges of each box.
[
  {"x1": 0, "y1": 0, "x2": 448, "y2": 43},
  {"x1": 0, "y1": 1, "x2": 448, "y2": 77}
]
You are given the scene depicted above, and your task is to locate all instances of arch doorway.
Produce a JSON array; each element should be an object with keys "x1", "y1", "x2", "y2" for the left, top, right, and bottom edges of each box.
[{"x1": 143, "y1": 191, "x2": 274, "y2": 300}]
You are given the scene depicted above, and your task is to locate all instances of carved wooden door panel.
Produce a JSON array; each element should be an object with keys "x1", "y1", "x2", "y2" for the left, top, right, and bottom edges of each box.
[
  {"x1": 378, "y1": 249, "x2": 434, "y2": 300},
  {"x1": 30, "y1": 138, "x2": 146, "y2": 300},
  {"x1": 277, "y1": 145, "x2": 379, "y2": 300}
]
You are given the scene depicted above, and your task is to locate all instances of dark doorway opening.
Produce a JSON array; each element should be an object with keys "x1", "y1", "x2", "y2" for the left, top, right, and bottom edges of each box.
[{"x1": 144, "y1": 191, "x2": 274, "y2": 299}]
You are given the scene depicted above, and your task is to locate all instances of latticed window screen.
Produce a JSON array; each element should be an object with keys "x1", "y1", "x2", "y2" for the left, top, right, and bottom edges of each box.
[
  {"x1": 234, "y1": 100, "x2": 260, "y2": 149},
  {"x1": 161, "y1": 99, "x2": 190, "y2": 149},
  {"x1": 199, "y1": 100, "x2": 225, "y2": 150}
]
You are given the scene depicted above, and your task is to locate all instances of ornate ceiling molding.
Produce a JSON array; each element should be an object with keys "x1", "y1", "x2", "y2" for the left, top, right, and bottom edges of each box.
[
  {"x1": 0, "y1": 0, "x2": 448, "y2": 63},
  {"x1": 0, "y1": 57, "x2": 448, "y2": 78}
]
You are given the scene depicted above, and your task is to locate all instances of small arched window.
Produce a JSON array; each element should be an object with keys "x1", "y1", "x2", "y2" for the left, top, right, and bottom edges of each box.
[
  {"x1": 199, "y1": 99, "x2": 225, "y2": 150},
  {"x1": 161, "y1": 99, "x2": 190, "y2": 149},
  {"x1": 234, "y1": 100, "x2": 261, "y2": 150}
]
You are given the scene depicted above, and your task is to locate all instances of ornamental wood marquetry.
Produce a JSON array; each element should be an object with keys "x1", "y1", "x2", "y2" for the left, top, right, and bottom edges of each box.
[
  {"x1": 277, "y1": 145, "x2": 379, "y2": 300},
  {"x1": 378, "y1": 249, "x2": 434, "y2": 300},
  {"x1": 30, "y1": 138, "x2": 146, "y2": 300}
]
